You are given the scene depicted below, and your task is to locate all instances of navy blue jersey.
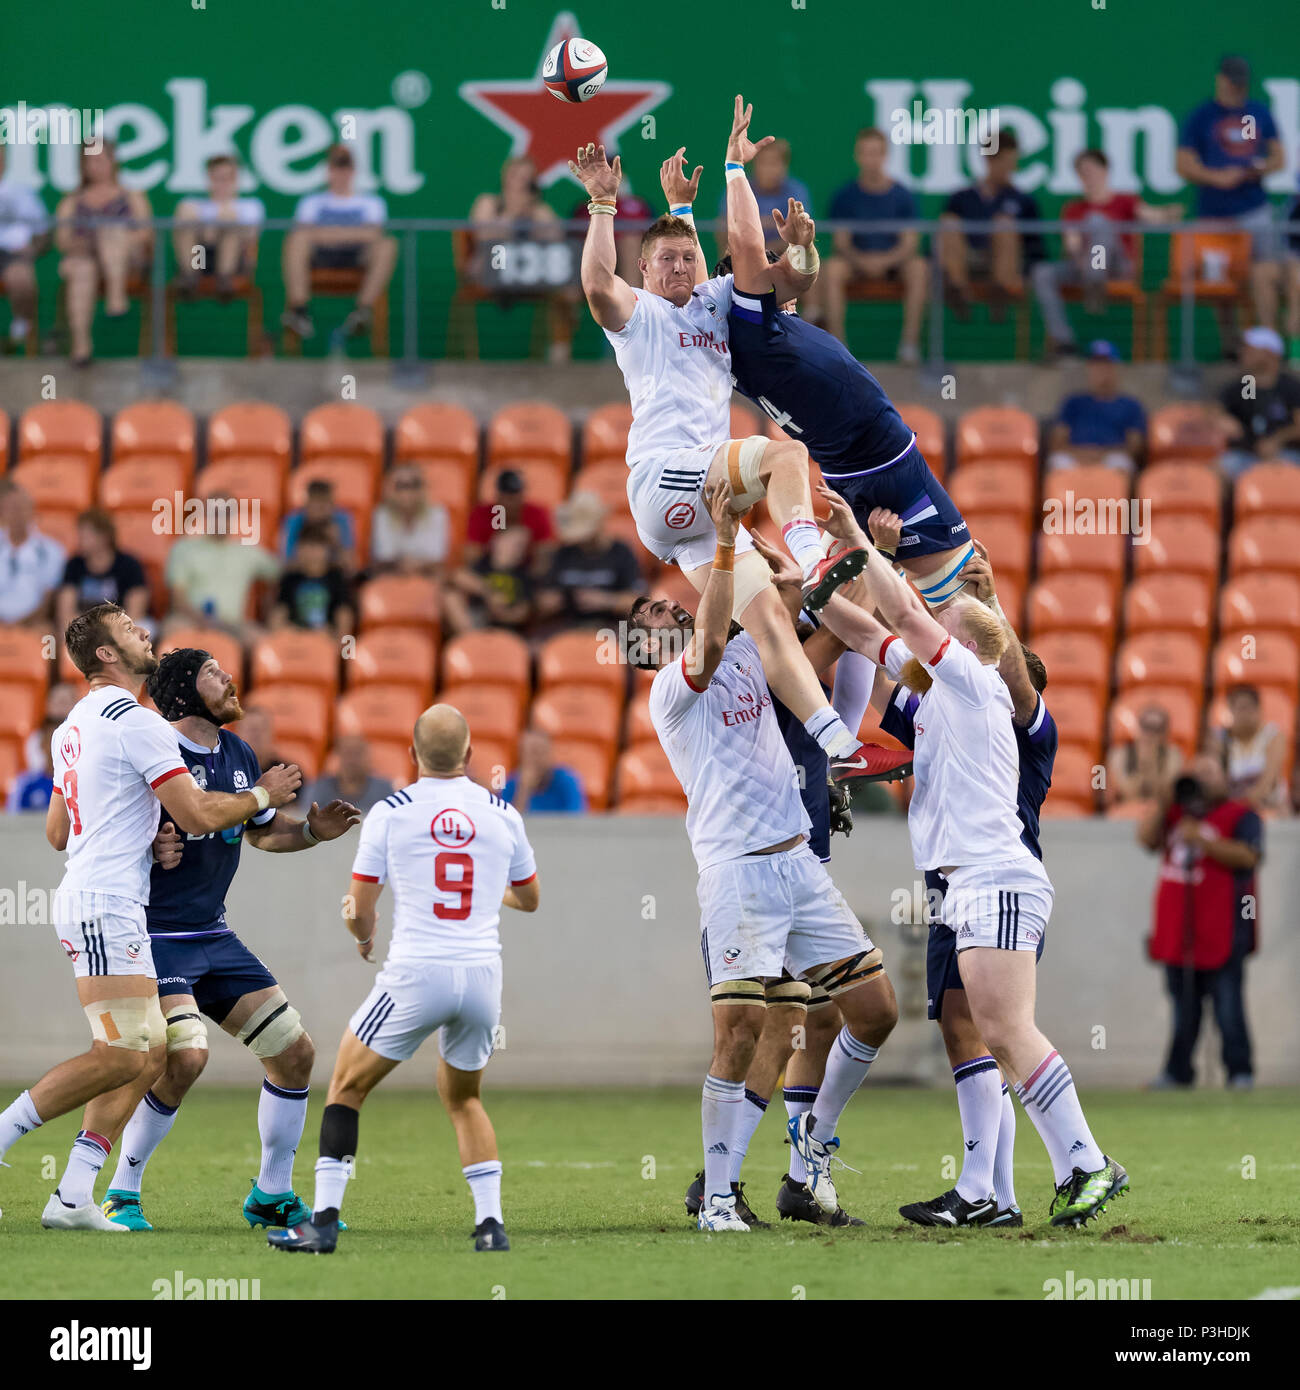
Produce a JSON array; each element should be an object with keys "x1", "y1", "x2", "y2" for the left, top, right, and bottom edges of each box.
[
  {"x1": 728, "y1": 287, "x2": 915, "y2": 473},
  {"x1": 147, "y1": 730, "x2": 276, "y2": 937},
  {"x1": 773, "y1": 695, "x2": 831, "y2": 862}
]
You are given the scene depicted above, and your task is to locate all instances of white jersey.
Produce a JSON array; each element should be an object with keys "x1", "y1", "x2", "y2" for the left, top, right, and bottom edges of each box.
[
  {"x1": 603, "y1": 274, "x2": 735, "y2": 467},
  {"x1": 881, "y1": 635, "x2": 1031, "y2": 872},
  {"x1": 649, "y1": 632, "x2": 810, "y2": 872},
  {"x1": 350, "y1": 776, "x2": 536, "y2": 966},
  {"x1": 50, "y1": 687, "x2": 190, "y2": 905}
]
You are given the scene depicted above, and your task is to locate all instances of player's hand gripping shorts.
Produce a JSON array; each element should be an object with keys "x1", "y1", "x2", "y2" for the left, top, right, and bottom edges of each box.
[
  {"x1": 349, "y1": 958, "x2": 503, "y2": 1071},
  {"x1": 627, "y1": 442, "x2": 764, "y2": 570},
  {"x1": 53, "y1": 890, "x2": 155, "y2": 979},
  {"x1": 943, "y1": 858, "x2": 1054, "y2": 954}
]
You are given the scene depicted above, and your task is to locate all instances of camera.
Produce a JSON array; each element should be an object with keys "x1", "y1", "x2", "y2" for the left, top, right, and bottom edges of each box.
[{"x1": 1171, "y1": 774, "x2": 1212, "y2": 819}]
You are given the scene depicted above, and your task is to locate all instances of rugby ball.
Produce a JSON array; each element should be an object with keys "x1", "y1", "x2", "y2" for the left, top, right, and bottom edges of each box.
[{"x1": 542, "y1": 38, "x2": 609, "y2": 103}]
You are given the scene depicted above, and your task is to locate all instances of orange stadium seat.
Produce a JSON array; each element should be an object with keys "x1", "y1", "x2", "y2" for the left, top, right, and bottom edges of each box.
[
  {"x1": 394, "y1": 403, "x2": 480, "y2": 471},
  {"x1": 549, "y1": 737, "x2": 613, "y2": 810},
  {"x1": 1123, "y1": 574, "x2": 1213, "y2": 647},
  {"x1": 537, "y1": 629, "x2": 627, "y2": 696},
  {"x1": 1234, "y1": 462, "x2": 1300, "y2": 520},
  {"x1": 949, "y1": 461, "x2": 1035, "y2": 524},
  {"x1": 250, "y1": 629, "x2": 339, "y2": 695},
  {"x1": 111, "y1": 401, "x2": 196, "y2": 482},
  {"x1": 442, "y1": 629, "x2": 531, "y2": 692},
  {"x1": 1228, "y1": 516, "x2": 1300, "y2": 579},
  {"x1": 955, "y1": 406, "x2": 1039, "y2": 470},
  {"x1": 1135, "y1": 461, "x2": 1222, "y2": 530},
  {"x1": 109, "y1": 511, "x2": 174, "y2": 613},
  {"x1": 206, "y1": 402, "x2": 292, "y2": 475},
  {"x1": 895, "y1": 404, "x2": 947, "y2": 482},
  {"x1": 288, "y1": 456, "x2": 381, "y2": 510},
  {"x1": 1039, "y1": 685, "x2": 1105, "y2": 761},
  {"x1": 19, "y1": 400, "x2": 102, "y2": 467},
  {"x1": 1025, "y1": 632, "x2": 1109, "y2": 699},
  {"x1": 10, "y1": 458, "x2": 96, "y2": 514},
  {"x1": 365, "y1": 739, "x2": 417, "y2": 789},
  {"x1": 581, "y1": 403, "x2": 633, "y2": 466},
  {"x1": 1133, "y1": 514, "x2": 1220, "y2": 583},
  {"x1": 1146, "y1": 403, "x2": 1223, "y2": 462},
  {"x1": 1043, "y1": 744, "x2": 1101, "y2": 814},
  {"x1": 1027, "y1": 573, "x2": 1117, "y2": 647},
  {"x1": 1115, "y1": 632, "x2": 1207, "y2": 699},
  {"x1": 409, "y1": 457, "x2": 475, "y2": 515},
  {"x1": 571, "y1": 461, "x2": 633, "y2": 516},
  {"x1": 1043, "y1": 464, "x2": 1132, "y2": 510},
  {"x1": 1037, "y1": 528, "x2": 1127, "y2": 591},
  {"x1": 996, "y1": 574, "x2": 1024, "y2": 632},
  {"x1": 624, "y1": 688, "x2": 657, "y2": 749},
  {"x1": 1211, "y1": 632, "x2": 1300, "y2": 698},
  {"x1": 486, "y1": 402, "x2": 572, "y2": 469},
  {"x1": 157, "y1": 628, "x2": 246, "y2": 686},
  {"x1": 479, "y1": 457, "x2": 570, "y2": 508},
  {"x1": 357, "y1": 575, "x2": 440, "y2": 634},
  {"x1": 246, "y1": 684, "x2": 332, "y2": 763},
  {"x1": 36, "y1": 510, "x2": 79, "y2": 554},
  {"x1": 1218, "y1": 572, "x2": 1300, "y2": 639},
  {"x1": 0, "y1": 678, "x2": 45, "y2": 739},
  {"x1": 1109, "y1": 686, "x2": 1202, "y2": 757},
  {"x1": 299, "y1": 403, "x2": 384, "y2": 469},
  {"x1": 467, "y1": 737, "x2": 517, "y2": 790},
  {"x1": 335, "y1": 685, "x2": 426, "y2": 745},
  {"x1": 99, "y1": 457, "x2": 188, "y2": 512},
  {"x1": 616, "y1": 743, "x2": 685, "y2": 806},
  {"x1": 0, "y1": 409, "x2": 8, "y2": 471},
  {"x1": 194, "y1": 459, "x2": 285, "y2": 536},
  {"x1": 438, "y1": 681, "x2": 527, "y2": 739},
  {"x1": 616, "y1": 794, "x2": 691, "y2": 815},
  {"x1": 530, "y1": 685, "x2": 623, "y2": 751},
  {"x1": 348, "y1": 629, "x2": 438, "y2": 697},
  {"x1": 0, "y1": 735, "x2": 25, "y2": 803},
  {"x1": 960, "y1": 513, "x2": 1031, "y2": 587}
]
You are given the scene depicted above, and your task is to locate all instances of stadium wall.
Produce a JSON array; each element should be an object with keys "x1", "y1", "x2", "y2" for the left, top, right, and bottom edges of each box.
[{"x1": 3, "y1": 816, "x2": 1298, "y2": 1089}]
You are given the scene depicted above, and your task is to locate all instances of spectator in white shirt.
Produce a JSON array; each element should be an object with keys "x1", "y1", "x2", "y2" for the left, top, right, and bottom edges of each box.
[
  {"x1": 281, "y1": 143, "x2": 397, "y2": 342},
  {"x1": 0, "y1": 481, "x2": 66, "y2": 626},
  {"x1": 172, "y1": 153, "x2": 265, "y2": 299},
  {"x1": 0, "y1": 145, "x2": 51, "y2": 351},
  {"x1": 370, "y1": 465, "x2": 450, "y2": 578}
]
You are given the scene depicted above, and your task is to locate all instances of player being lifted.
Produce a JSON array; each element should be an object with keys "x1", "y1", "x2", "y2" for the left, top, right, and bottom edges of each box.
[
  {"x1": 791, "y1": 491, "x2": 1127, "y2": 1228},
  {"x1": 97, "y1": 648, "x2": 360, "y2": 1232},
  {"x1": 570, "y1": 98, "x2": 909, "y2": 786},
  {"x1": 628, "y1": 480, "x2": 898, "y2": 1232},
  {"x1": 269, "y1": 704, "x2": 539, "y2": 1255},
  {"x1": 0, "y1": 604, "x2": 300, "y2": 1231}
]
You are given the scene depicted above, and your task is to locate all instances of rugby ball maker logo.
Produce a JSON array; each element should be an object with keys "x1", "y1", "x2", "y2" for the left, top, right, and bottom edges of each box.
[{"x1": 664, "y1": 502, "x2": 695, "y2": 530}]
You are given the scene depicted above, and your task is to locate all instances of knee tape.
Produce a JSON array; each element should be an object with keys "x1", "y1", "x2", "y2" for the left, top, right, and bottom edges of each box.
[
  {"x1": 723, "y1": 436, "x2": 769, "y2": 510},
  {"x1": 803, "y1": 947, "x2": 886, "y2": 998},
  {"x1": 731, "y1": 547, "x2": 774, "y2": 618},
  {"x1": 709, "y1": 978, "x2": 767, "y2": 1007},
  {"x1": 235, "y1": 991, "x2": 305, "y2": 1060},
  {"x1": 84, "y1": 996, "x2": 152, "y2": 1052},
  {"x1": 765, "y1": 978, "x2": 811, "y2": 1010},
  {"x1": 165, "y1": 1002, "x2": 209, "y2": 1055},
  {"x1": 914, "y1": 542, "x2": 976, "y2": 608},
  {"x1": 806, "y1": 982, "x2": 834, "y2": 1011}
]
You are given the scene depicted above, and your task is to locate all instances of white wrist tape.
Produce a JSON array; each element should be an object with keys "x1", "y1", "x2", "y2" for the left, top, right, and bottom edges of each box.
[
  {"x1": 301, "y1": 819, "x2": 319, "y2": 846},
  {"x1": 787, "y1": 243, "x2": 820, "y2": 274},
  {"x1": 251, "y1": 785, "x2": 271, "y2": 812}
]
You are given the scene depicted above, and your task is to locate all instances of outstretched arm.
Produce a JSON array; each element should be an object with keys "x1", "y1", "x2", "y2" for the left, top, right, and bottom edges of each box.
[
  {"x1": 660, "y1": 147, "x2": 706, "y2": 286},
  {"x1": 569, "y1": 143, "x2": 637, "y2": 331},
  {"x1": 682, "y1": 481, "x2": 741, "y2": 687}
]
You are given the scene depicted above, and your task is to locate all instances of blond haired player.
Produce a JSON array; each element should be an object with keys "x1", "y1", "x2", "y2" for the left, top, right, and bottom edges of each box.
[
  {"x1": 0, "y1": 603, "x2": 301, "y2": 1231},
  {"x1": 569, "y1": 96, "x2": 907, "y2": 788}
]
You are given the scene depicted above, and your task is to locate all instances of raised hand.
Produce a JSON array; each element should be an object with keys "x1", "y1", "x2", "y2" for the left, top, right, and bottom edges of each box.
[
  {"x1": 306, "y1": 799, "x2": 362, "y2": 842},
  {"x1": 815, "y1": 483, "x2": 869, "y2": 547},
  {"x1": 568, "y1": 142, "x2": 622, "y2": 200},
  {"x1": 772, "y1": 197, "x2": 815, "y2": 248},
  {"x1": 703, "y1": 478, "x2": 739, "y2": 547},
  {"x1": 726, "y1": 94, "x2": 775, "y2": 166},
  {"x1": 660, "y1": 147, "x2": 703, "y2": 207}
]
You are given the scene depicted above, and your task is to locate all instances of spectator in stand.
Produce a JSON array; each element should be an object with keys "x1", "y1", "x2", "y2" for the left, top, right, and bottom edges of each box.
[
  {"x1": 463, "y1": 467, "x2": 554, "y2": 573},
  {"x1": 270, "y1": 524, "x2": 356, "y2": 638},
  {"x1": 55, "y1": 508, "x2": 149, "y2": 635},
  {"x1": 281, "y1": 478, "x2": 356, "y2": 570},
  {"x1": 1210, "y1": 684, "x2": 1288, "y2": 812},
  {"x1": 940, "y1": 131, "x2": 1044, "y2": 321},
  {"x1": 0, "y1": 480, "x2": 65, "y2": 626},
  {"x1": 1046, "y1": 340, "x2": 1147, "y2": 471},
  {"x1": 1105, "y1": 705, "x2": 1183, "y2": 808},
  {"x1": 53, "y1": 140, "x2": 153, "y2": 365},
  {"x1": 172, "y1": 152, "x2": 265, "y2": 300},
  {"x1": 370, "y1": 465, "x2": 449, "y2": 578},
  {"x1": 1211, "y1": 325, "x2": 1300, "y2": 477},
  {"x1": 1139, "y1": 751, "x2": 1261, "y2": 1090},
  {"x1": 503, "y1": 728, "x2": 586, "y2": 813},
  {"x1": 7, "y1": 716, "x2": 55, "y2": 812},
  {"x1": 305, "y1": 734, "x2": 393, "y2": 815},
  {"x1": 0, "y1": 144, "x2": 52, "y2": 353},
  {"x1": 281, "y1": 143, "x2": 397, "y2": 342},
  {"x1": 24, "y1": 682, "x2": 78, "y2": 774},
  {"x1": 1033, "y1": 148, "x2": 1181, "y2": 359},
  {"x1": 232, "y1": 707, "x2": 290, "y2": 792},
  {"x1": 442, "y1": 524, "x2": 534, "y2": 636},
  {"x1": 533, "y1": 491, "x2": 642, "y2": 636},
  {"x1": 823, "y1": 128, "x2": 926, "y2": 361},
  {"x1": 1177, "y1": 55, "x2": 1286, "y2": 332},
  {"x1": 716, "y1": 139, "x2": 813, "y2": 260},
  {"x1": 163, "y1": 494, "x2": 279, "y2": 641}
]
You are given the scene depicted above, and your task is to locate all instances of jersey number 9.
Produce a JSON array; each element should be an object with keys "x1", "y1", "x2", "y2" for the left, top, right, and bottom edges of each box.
[{"x1": 433, "y1": 851, "x2": 474, "y2": 920}]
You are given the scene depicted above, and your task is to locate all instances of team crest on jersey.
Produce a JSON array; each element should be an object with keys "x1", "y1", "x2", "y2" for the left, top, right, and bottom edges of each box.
[
  {"x1": 59, "y1": 727, "x2": 81, "y2": 767},
  {"x1": 59, "y1": 938, "x2": 79, "y2": 962},
  {"x1": 190, "y1": 764, "x2": 208, "y2": 789},
  {"x1": 722, "y1": 946, "x2": 742, "y2": 967},
  {"x1": 664, "y1": 502, "x2": 695, "y2": 529},
  {"x1": 125, "y1": 940, "x2": 142, "y2": 959},
  {"x1": 431, "y1": 808, "x2": 476, "y2": 848}
]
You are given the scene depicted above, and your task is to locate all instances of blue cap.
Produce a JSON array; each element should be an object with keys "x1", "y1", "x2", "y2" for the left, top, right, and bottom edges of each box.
[{"x1": 1087, "y1": 339, "x2": 1120, "y2": 361}]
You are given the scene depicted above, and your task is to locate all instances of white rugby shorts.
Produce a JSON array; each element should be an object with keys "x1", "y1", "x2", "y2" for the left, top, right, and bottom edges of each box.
[
  {"x1": 349, "y1": 957, "x2": 503, "y2": 1071},
  {"x1": 628, "y1": 445, "x2": 760, "y2": 570},
  {"x1": 53, "y1": 890, "x2": 155, "y2": 979},
  {"x1": 943, "y1": 857, "x2": 1054, "y2": 953}
]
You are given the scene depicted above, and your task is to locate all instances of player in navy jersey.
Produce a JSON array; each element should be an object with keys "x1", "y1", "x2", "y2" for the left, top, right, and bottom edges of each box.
[{"x1": 99, "y1": 649, "x2": 360, "y2": 1232}]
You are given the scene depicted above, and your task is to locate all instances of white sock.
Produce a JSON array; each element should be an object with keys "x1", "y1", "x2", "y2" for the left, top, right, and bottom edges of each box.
[
  {"x1": 1014, "y1": 1049, "x2": 1104, "y2": 1185},
  {"x1": 57, "y1": 1129, "x2": 112, "y2": 1207},
  {"x1": 257, "y1": 1079, "x2": 309, "y2": 1195},
  {"x1": 951, "y1": 1055, "x2": 1000, "y2": 1203},
  {"x1": 993, "y1": 1083, "x2": 1018, "y2": 1210},
  {"x1": 831, "y1": 650, "x2": 874, "y2": 740},
  {"x1": 803, "y1": 707, "x2": 860, "y2": 760},
  {"x1": 782, "y1": 518, "x2": 824, "y2": 577},
  {"x1": 809, "y1": 1027, "x2": 879, "y2": 1143},
  {"x1": 109, "y1": 1089, "x2": 178, "y2": 1193},
  {"x1": 701, "y1": 1074, "x2": 745, "y2": 1204},
  {"x1": 728, "y1": 1089, "x2": 768, "y2": 1184},
  {"x1": 0, "y1": 1089, "x2": 44, "y2": 1161},
  {"x1": 313, "y1": 1156, "x2": 351, "y2": 1217},
  {"x1": 464, "y1": 1160, "x2": 503, "y2": 1224},
  {"x1": 783, "y1": 1085, "x2": 817, "y2": 1183}
]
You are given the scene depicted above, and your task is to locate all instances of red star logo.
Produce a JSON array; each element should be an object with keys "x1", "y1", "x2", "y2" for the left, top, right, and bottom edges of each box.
[{"x1": 459, "y1": 11, "x2": 670, "y2": 187}]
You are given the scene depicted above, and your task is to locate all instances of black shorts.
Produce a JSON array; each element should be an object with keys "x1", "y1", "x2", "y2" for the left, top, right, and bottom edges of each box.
[
  {"x1": 822, "y1": 440, "x2": 970, "y2": 560},
  {"x1": 151, "y1": 931, "x2": 278, "y2": 1025},
  {"x1": 926, "y1": 920, "x2": 1046, "y2": 1021},
  {"x1": 309, "y1": 245, "x2": 365, "y2": 271}
]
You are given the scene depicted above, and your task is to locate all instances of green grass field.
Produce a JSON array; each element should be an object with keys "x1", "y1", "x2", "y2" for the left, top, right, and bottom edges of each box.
[{"x1": 3, "y1": 1086, "x2": 1297, "y2": 1301}]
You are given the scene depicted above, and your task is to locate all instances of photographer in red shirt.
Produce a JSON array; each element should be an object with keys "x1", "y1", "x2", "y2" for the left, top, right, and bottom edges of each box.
[{"x1": 1138, "y1": 753, "x2": 1262, "y2": 1090}]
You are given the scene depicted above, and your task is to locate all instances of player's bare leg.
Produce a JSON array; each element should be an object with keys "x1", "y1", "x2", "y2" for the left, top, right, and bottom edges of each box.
[{"x1": 436, "y1": 1059, "x2": 510, "y2": 1250}]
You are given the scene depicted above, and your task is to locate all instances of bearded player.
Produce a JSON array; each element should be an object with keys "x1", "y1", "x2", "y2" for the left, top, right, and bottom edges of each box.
[
  {"x1": 570, "y1": 95, "x2": 909, "y2": 788},
  {"x1": 97, "y1": 648, "x2": 360, "y2": 1232}
]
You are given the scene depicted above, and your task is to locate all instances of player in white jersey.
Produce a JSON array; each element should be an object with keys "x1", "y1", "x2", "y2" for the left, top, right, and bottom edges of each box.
[
  {"x1": 269, "y1": 703, "x2": 539, "y2": 1255},
  {"x1": 627, "y1": 482, "x2": 898, "y2": 1232},
  {"x1": 570, "y1": 96, "x2": 906, "y2": 791},
  {"x1": 0, "y1": 603, "x2": 301, "y2": 1231},
  {"x1": 792, "y1": 490, "x2": 1129, "y2": 1228}
]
